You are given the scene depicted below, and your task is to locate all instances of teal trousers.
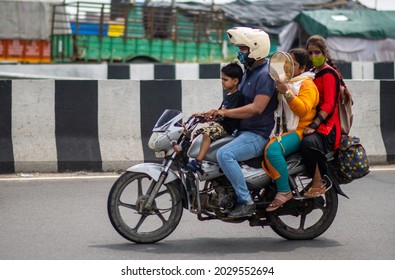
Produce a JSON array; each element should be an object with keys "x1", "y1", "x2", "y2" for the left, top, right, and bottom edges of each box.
[{"x1": 265, "y1": 132, "x2": 301, "y2": 192}]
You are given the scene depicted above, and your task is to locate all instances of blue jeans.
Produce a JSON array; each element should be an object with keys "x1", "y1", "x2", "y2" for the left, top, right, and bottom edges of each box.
[{"x1": 217, "y1": 131, "x2": 268, "y2": 204}]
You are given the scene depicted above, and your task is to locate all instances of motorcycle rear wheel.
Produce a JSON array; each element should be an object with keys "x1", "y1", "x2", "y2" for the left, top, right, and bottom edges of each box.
[
  {"x1": 268, "y1": 184, "x2": 338, "y2": 240},
  {"x1": 107, "y1": 172, "x2": 183, "y2": 244}
]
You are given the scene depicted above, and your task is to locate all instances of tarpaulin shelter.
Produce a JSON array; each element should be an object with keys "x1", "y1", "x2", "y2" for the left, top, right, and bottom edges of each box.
[
  {"x1": 217, "y1": 0, "x2": 395, "y2": 61},
  {"x1": 293, "y1": 9, "x2": 395, "y2": 61},
  {"x1": 0, "y1": 0, "x2": 64, "y2": 40}
]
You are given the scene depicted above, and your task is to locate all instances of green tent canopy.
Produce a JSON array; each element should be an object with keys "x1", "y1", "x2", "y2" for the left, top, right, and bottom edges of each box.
[{"x1": 295, "y1": 9, "x2": 395, "y2": 39}]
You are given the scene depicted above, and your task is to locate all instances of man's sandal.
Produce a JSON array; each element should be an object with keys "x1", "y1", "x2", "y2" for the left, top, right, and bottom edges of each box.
[
  {"x1": 266, "y1": 190, "x2": 293, "y2": 212},
  {"x1": 303, "y1": 183, "x2": 326, "y2": 198}
]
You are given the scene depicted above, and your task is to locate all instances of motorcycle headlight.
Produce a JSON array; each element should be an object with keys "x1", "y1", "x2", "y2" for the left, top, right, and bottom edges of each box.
[
  {"x1": 148, "y1": 132, "x2": 160, "y2": 150},
  {"x1": 148, "y1": 129, "x2": 183, "y2": 152}
]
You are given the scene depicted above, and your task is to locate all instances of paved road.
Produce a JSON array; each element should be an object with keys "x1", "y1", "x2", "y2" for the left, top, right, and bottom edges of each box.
[{"x1": 0, "y1": 167, "x2": 394, "y2": 260}]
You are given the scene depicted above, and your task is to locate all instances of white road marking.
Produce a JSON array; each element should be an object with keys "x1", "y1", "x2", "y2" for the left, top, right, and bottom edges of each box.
[{"x1": 0, "y1": 165, "x2": 394, "y2": 181}]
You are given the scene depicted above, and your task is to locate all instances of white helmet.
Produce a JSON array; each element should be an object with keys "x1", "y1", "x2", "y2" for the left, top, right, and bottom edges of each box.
[{"x1": 227, "y1": 27, "x2": 271, "y2": 60}]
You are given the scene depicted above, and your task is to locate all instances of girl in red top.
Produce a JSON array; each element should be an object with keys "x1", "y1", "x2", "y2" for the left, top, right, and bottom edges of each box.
[{"x1": 301, "y1": 35, "x2": 341, "y2": 198}]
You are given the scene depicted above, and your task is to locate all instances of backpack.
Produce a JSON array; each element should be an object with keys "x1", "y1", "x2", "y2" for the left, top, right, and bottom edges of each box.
[
  {"x1": 339, "y1": 80, "x2": 354, "y2": 135},
  {"x1": 335, "y1": 135, "x2": 370, "y2": 184},
  {"x1": 317, "y1": 66, "x2": 354, "y2": 135}
]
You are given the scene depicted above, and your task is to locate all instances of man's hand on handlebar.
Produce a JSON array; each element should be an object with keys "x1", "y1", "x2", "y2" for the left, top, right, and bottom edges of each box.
[
  {"x1": 191, "y1": 112, "x2": 206, "y2": 123},
  {"x1": 204, "y1": 109, "x2": 225, "y2": 122}
]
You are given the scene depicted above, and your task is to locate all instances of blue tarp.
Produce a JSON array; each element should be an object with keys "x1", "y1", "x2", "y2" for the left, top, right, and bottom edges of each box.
[{"x1": 70, "y1": 23, "x2": 109, "y2": 36}]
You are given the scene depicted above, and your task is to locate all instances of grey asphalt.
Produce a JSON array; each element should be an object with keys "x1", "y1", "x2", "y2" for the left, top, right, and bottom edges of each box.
[{"x1": 0, "y1": 167, "x2": 394, "y2": 260}]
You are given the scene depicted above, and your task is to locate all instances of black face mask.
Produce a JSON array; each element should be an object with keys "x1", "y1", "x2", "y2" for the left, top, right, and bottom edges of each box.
[{"x1": 237, "y1": 51, "x2": 255, "y2": 67}]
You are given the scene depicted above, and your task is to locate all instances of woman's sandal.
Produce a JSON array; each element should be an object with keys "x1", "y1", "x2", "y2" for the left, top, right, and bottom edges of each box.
[
  {"x1": 303, "y1": 183, "x2": 327, "y2": 198},
  {"x1": 266, "y1": 190, "x2": 293, "y2": 212}
]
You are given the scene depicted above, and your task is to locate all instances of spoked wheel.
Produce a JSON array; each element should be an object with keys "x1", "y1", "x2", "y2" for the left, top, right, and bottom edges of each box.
[
  {"x1": 107, "y1": 172, "x2": 183, "y2": 244},
  {"x1": 268, "y1": 175, "x2": 338, "y2": 240}
]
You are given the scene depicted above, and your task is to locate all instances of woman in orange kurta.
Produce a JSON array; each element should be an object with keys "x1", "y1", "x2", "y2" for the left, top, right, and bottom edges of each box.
[
  {"x1": 301, "y1": 35, "x2": 342, "y2": 198},
  {"x1": 262, "y1": 48, "x2": 319, "y2": 211}
]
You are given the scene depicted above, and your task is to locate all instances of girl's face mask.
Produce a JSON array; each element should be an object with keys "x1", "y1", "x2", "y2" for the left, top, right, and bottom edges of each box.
[{"x1": 311, "y1": 55, "x2": 326, "y2": 68}]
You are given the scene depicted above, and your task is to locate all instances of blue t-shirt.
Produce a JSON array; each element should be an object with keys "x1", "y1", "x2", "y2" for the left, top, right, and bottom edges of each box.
[{"x1": 238, "y1": 60, "x2": 277, "y2": 138}]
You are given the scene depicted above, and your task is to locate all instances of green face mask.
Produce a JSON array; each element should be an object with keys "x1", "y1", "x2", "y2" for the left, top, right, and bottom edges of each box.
[{"x1": 311, "y1": 55, "x2": 326, "y2": 68}]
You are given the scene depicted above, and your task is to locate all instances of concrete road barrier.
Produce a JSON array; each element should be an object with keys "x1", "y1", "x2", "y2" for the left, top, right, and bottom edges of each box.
[
  {"x1": 1, "y1": 62, "x2": 395, "y2": 80},
  {"x1": 0, "y1": 79, "x2": 394, "y2": 173}
]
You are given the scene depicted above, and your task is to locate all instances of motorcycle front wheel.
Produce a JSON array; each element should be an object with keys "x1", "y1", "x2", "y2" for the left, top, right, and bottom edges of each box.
[
  {"x1": 107, "y1": 172, "x2": 183, "y2": 244},
  {"x1": 268, "y1": 177, "x2": 338, "y2": 240}
]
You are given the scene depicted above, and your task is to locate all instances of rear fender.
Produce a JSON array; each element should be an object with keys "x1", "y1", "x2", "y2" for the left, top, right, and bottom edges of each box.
[
  {"x1": 326, "y1": 167, "x2": 349, "y2": 199},
  {"x1": 286, "y1": 152, "x2": 349, "y2": 198}
]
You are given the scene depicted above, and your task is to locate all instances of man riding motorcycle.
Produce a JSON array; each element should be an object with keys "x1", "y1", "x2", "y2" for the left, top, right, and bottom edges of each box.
[{"x1": 205, "y1": 27, "x2": 278, "y2": 218}]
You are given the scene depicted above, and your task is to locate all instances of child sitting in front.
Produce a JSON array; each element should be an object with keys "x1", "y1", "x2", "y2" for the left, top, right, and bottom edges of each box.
[{"x1": 187, "y1": 62, "x2": 244, "y2": 172}]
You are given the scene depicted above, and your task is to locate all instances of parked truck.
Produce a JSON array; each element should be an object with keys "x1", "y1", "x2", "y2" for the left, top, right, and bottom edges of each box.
[
  {"x1": 1, "y1": 0, "x2": 280, "y2": 64},
  {"x1": 51, "y1": 1, "x2": 230, "y2": 63}
]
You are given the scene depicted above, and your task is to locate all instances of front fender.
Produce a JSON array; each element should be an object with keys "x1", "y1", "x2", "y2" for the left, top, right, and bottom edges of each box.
[
  {"x1": 126, "y1": 163, "x2": 179, "y2": 184},
  {"x1": 126, "y1": 163, "x2": 189, "y2": 209}
]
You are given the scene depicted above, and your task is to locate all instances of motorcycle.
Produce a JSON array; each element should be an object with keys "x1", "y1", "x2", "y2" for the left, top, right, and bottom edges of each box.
[{"x1": 107, "y1": 109, "x2": 348, "y2": 244}]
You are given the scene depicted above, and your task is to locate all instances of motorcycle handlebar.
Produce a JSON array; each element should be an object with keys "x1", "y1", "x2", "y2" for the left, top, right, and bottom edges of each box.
[
  {"x1": 192, "y1": 113, "x2": 223, "y2": 123},
  {"x1": 183, "y1": 113, "x2": 224, "y2": 133}
]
